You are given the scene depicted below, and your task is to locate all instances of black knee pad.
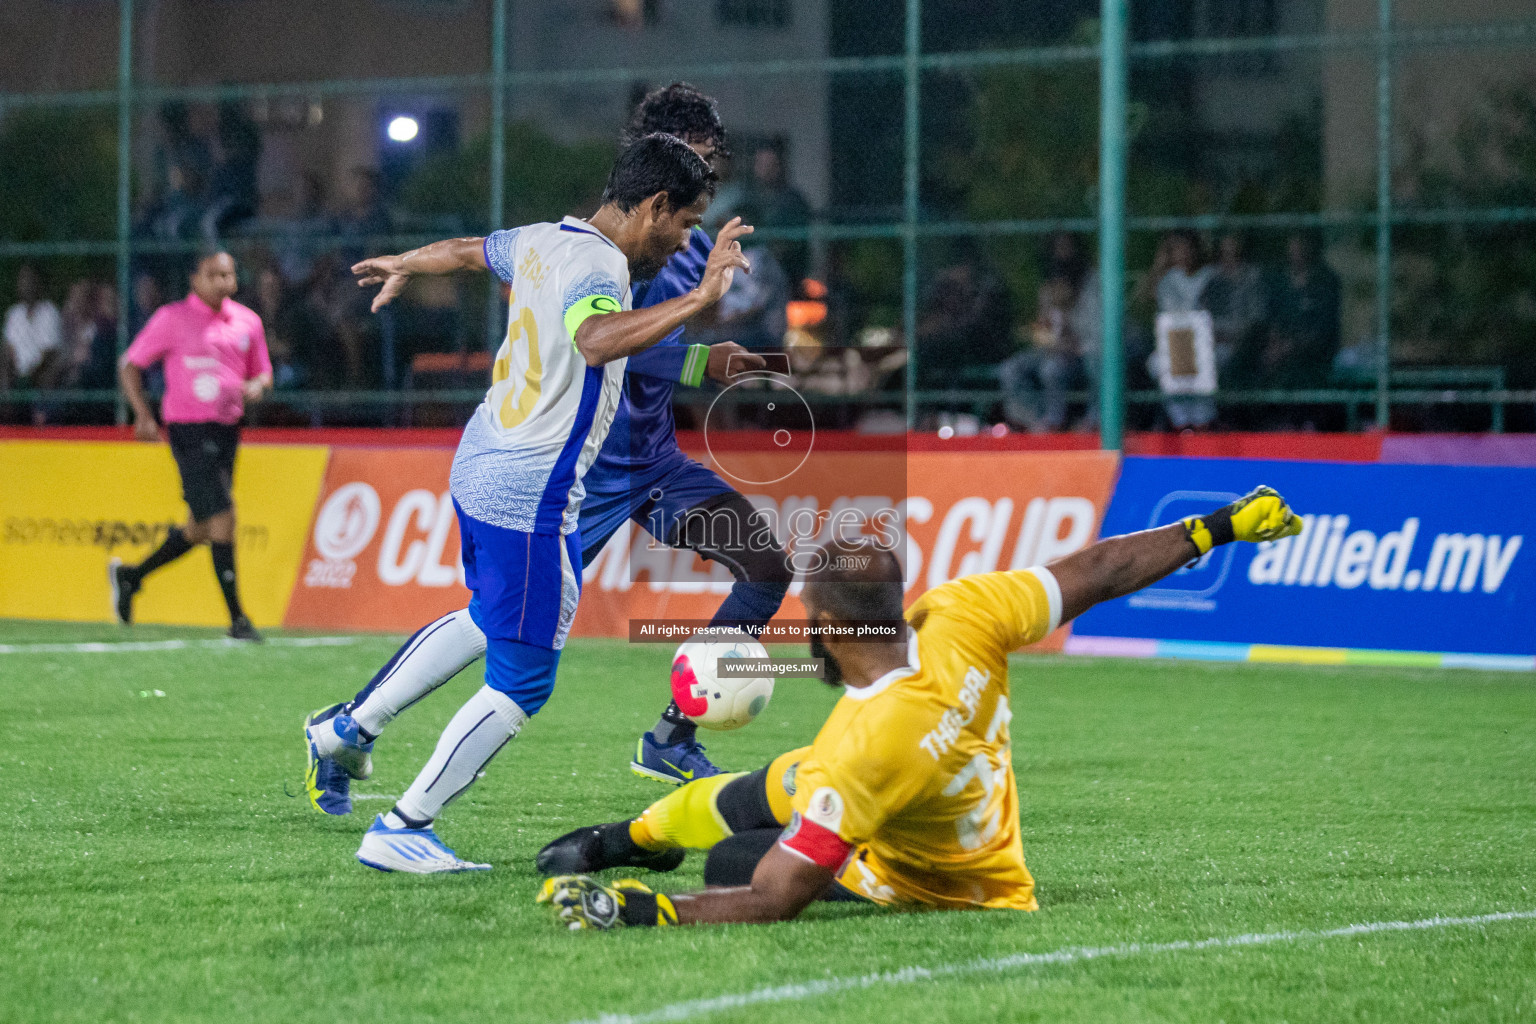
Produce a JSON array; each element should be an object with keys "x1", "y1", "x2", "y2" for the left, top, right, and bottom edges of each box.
[
  {"x1": 703, "y1": 827, "x2": 781, "y2": 887},
  {"x1": 716, "y1": 766, "x2": 780, "y2": 833},
  {"x1": 671, "y1": 491, "x2": 792, "y2": 586}
]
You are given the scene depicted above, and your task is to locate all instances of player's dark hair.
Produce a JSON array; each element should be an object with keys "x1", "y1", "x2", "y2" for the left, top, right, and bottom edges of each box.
[
  {"x1": 601, "y1": 133, "x2": 717, "y2": 214},
  {"x1": 804, "y1": 547, "x2": 905, "y2": 626},
  {"x1": 623, "y1": 82, "x2": 728, "y2": 157}
]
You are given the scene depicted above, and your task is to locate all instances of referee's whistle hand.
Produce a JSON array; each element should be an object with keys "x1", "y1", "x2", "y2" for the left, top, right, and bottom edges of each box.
[{"x1": 132, "y1": 417, "x2": 161, "y2": 443}]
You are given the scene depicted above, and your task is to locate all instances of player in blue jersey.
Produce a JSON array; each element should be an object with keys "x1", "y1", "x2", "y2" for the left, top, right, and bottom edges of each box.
[
  {"x1": 310, "y1": 134, "x2": 752, "y2": 873},
  {"x1": 303, "y1": 87, "x2": 793, "y2": 827}
]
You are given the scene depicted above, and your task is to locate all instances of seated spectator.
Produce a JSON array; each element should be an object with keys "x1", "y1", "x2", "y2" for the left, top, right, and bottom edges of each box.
[
  {"x1": 204, "y1": 99, "x2": 262, "y2": 236},
  {"x1": 1000, "y1": 275, "x2": 1084, "y2": 433},
  {"x1": 271, "y1": 172, "x2": 337, "y2": 286},
  {"x1": 3, "y1": 265, "x2": 62, "y2": 390},
  {"x1": 1046, "y1": 232, "x2": 1102, "y2": 428},
  {"x1": 83, "y1": 283, "x2": 120, "y2": 390},
  {"x1": 1204, "y1": 233, "x2": 1266, "y2": 386},
  {"x1": 915, "y1": 240, "x2": 1014, "y2": 388},
  {"x1": 150, "y1": 102, "x2": 213, "y2": 217},
  {"x1": 1259, "y1": 233, "x2": 1341, "y2": 389},
  {"x1": 138, "y1": 162, "x2": 209, "y2": 242},
  {"x1": 745, "y1": 143, "x2": 812, "y2": 288},
  {"x1": 337, "y1": 167, "x2": 393, "y2": 243}
]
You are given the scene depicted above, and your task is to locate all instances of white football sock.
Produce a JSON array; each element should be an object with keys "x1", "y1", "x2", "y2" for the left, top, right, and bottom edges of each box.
[
  {"x1": 351, "y1": 607, "x2": 487, "y2": 738},
  {"x1": 394, "y1": 686, "x2": 527, "y2": 824}
]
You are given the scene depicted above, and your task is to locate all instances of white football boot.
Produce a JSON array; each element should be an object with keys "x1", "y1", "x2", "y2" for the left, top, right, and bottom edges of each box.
[{"x1": 355, "y1": 815, "x2": 491, "y2": 874}]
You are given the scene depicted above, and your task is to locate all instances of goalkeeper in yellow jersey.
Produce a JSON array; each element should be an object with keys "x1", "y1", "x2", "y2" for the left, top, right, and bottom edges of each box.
[{"x1": 536, "y1": 486, "x2": 1302, "y2": 930}]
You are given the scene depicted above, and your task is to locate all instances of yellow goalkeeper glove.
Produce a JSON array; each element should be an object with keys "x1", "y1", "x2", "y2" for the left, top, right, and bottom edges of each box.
[
  {"x1": 537, "y1": 875, "x2": 678, "y2": 931},
  {"x1": 1181, "y1": 485, "x2": 1303, "y2": 556}
]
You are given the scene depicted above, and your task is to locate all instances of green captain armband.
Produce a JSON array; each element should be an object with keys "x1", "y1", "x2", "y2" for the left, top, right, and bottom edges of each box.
[
  {"x1": 563, "y1": 293, "x2": 623, "y2": 345},
  {"x1": 681, "y1": 344, "x2": 709, "y2": 387}
]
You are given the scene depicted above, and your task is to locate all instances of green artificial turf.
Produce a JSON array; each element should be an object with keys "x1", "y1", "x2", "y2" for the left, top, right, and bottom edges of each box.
[{"x1": 2, "y1": 621, "x2": 1533, "y2": 1023}]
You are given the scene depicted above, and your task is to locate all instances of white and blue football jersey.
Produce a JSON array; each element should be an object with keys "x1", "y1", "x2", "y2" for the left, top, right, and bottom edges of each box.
[{"x1": 450, "y1": 217, "x2": 632, "y2": 535}]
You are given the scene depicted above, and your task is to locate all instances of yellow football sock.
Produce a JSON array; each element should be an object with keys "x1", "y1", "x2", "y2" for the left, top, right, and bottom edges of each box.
[{"x1": 629, "y1": 771, "x2": 744, "y2": 851}]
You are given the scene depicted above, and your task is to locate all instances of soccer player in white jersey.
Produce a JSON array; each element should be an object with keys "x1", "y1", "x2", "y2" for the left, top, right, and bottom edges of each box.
[{"x1": 319, "y1": 135, "x2": 752, "y2": 873}]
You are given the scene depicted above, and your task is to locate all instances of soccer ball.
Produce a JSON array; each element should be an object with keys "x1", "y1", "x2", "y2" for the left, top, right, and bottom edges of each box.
[{"x1": 670, "y1": 630, "x2": 774, "y2": 731}]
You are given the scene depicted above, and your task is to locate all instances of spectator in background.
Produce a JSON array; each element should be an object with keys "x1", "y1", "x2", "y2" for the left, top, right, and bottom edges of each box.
[
  {"x1": 140, "y1": 162, "x2": 209, "y2": 243},
  {"x1": 131, "y1": 273, "x2": 165, "y2": 336},
  {"x1": 1051, "y1": 232, "x2": 1102, "y2": 428},
  {"x1": 1204, "y1": 233, "x2": 1265, "y2": 387},
  {"x1": 205, "y1": 100, "x2": 262, "y2": 236},
  {"x1": 272, "y1": 172, "x2": 335, "y2": 285},
  {"x1": 1000, "y1": 274, "x2": 1081, "y2": 432},
  {"x1": 152, "y1": 102, "x2": 213, "y2": 214},
  {"x1": 84, "y1": 283, "x2": 121, "y2": 390},
  {"x1": 916, "y1": 239, "x2": 1014, "y2": 388},
  {"x1": 253, "y1": 263, "x2": 304, "y2": 390},
  {"x1": 3, "y1": 265, "x2": 62, "y2": 390},
  {"x1": 999, "y1": 233, "x2": 1103, "y2": 433},
  {"x1": 1146, "y1": 231, "x2": 1215, "y2": 429},
  {"x1": 337, "y1": 167, "x2": 393, "y2": 243},
  {"x1": 745, "y1": 142, "x2": 811, "y2": 288},
  {"x1": 31, "y1": 280, "x2": 118, "y2": 423},
  {"x1": 1261, "y1": 233, "x2": 1341, "y2": 390}
]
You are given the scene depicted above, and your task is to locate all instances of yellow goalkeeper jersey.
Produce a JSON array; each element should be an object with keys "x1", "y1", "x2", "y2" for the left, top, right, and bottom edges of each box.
[{"x1": 789, "y1": 567, "x2": 1062, "y2": 911}]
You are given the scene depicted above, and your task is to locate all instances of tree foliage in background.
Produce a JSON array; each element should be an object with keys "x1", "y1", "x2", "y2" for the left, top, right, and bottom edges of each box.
[
  {"x1": 401, "y1": 121, "x2": 613, "y2": 230},
  {"x1": 0, "y1": 109, "x2": 118, "y2": 304},
  {"x1": 0, "y1": 109, "x2": 118, "y2": 242},
  {"x1": 1392, "y1": 77, "x2": 1536, "y2": 386},
  {"x1": 929, "y1": 20, "x2": 1198, "y2": 334}
]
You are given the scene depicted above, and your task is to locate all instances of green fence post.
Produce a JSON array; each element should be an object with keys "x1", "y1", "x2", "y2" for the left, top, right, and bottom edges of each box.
[
  {"x1": 902, "y1": 0, "x2": 921, "y2": 430},
  {"x1": 1374, "y1": 0, "x2": 1393, "y2": 430},
  {"x1": 1099, "y1": 0, "x2": 1129, "y2": 451},
  {"x1": 115, "y1": 0, "x2": 134, "y2": 425},
  {"x1": 485, "y1": 0, "x2": 508, "y2": 353}
]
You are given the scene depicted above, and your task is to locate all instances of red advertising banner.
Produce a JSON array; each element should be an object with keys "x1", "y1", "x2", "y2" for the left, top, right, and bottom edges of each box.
[
  {"x1": 284, "y1": 448, "x2": 468, "y2": 631},
  {"x1": 284, "y1": 447, "x2": 1120, "y2": 649}
]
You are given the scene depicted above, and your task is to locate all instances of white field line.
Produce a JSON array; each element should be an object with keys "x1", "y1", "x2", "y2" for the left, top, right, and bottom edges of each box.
[
  {"x1": 572, "y1": 909, "x2": 1536, "y2": 1024},
  {"x1": 352, "y1": 793, "x2": 399, "y2": 802},
  {"x1": 0, "y1": 636, "x2": 363, "y2": 654}
]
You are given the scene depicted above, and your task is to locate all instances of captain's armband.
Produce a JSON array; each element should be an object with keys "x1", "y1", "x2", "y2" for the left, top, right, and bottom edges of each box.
[{"x1": 563, "y1": 293, "x2": 624, "y2": 345}]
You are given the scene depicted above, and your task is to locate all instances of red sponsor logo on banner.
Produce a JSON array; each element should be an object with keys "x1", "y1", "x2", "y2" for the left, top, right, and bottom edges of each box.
[{"x1": 284, "y1": 448, "x2": 467, "y2": 631}]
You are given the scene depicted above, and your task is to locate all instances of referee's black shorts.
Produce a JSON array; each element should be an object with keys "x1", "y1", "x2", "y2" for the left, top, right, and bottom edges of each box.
[{"x1": 166, "y1": 422, "x2": 241, "y2": 521}]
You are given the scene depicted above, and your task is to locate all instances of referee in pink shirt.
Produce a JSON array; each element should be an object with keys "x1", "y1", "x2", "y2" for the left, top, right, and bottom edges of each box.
[{"x1": 110, "y1": 249, "x2": 272, "y2": 641}]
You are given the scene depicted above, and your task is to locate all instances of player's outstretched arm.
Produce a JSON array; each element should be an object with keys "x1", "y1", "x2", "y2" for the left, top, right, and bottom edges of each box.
[
  {"x1": 351, "y1": 237, "x2": 489, "y2": 313},
  {"x1": 1050, "y1": 486, "x2": 1303, "y2": 624},
  {"x1": 571, "y1": 218, "x2": 753, "y2": 367}
]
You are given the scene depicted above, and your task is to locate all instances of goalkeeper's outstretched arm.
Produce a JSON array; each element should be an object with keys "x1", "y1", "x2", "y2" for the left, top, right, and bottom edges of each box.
[{"x1": 1050, "y1": 485, "x2": 1302, "y2": 624}]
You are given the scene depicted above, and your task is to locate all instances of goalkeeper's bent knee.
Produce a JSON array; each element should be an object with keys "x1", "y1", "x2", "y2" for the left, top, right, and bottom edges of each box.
[{"x1": 629, "y1": 748, "x2": 803, "y2": 852}]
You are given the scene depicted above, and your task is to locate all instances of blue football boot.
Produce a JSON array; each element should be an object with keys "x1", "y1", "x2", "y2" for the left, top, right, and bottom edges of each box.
[
  {"x1": 304, "y1": 703, "x2": 369, "y2": 816},
  {"x1": 630, "y1": 731, "x2": 723, "y2": 786}
]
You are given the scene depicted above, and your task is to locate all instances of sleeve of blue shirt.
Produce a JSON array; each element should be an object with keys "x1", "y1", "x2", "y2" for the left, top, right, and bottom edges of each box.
[{"x1": 626, "y1": 228, "x2": 713, "y2": 387}]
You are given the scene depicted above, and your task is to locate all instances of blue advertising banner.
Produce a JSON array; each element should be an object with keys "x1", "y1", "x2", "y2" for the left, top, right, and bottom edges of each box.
[{"x1": 1071, "y1": 457, "x2": 1536, "y2": 662}]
